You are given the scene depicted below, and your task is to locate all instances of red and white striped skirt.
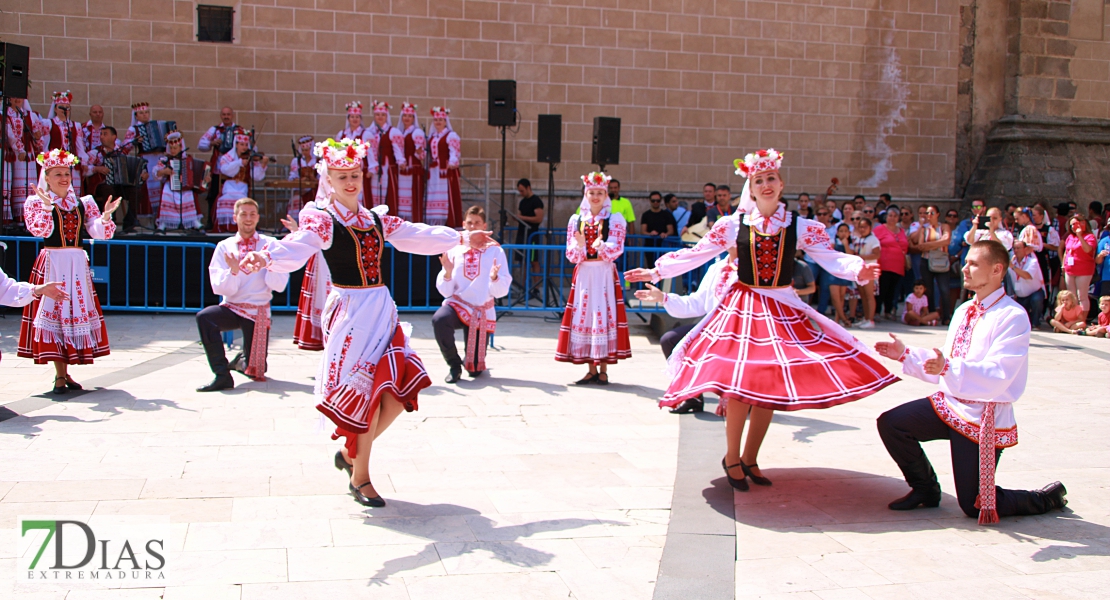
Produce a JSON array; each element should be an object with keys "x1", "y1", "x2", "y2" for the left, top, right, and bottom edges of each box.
[
  {"x1": 555, "y1": 261, "x2": 632, "y2": 365},
  {"x1": 18, "y1": 248, "x2": 111, "y2": 365},
  {"x1": 661, "y1": 282, "x2": 896, "y2": 411}
]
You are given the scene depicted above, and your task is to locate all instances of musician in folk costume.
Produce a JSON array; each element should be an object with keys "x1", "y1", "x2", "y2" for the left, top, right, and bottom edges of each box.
[
  {"x1": 81, "y1": 106, "x2": 118, "y2": 203},
  {"x1": 396, "y1": 102, "x2": 426, "y2": 222},
  {"x1": 337, "y1": 101, "x2": 368, "y2": 205},
  {"x1": 625, "y1": 150, "x2": 896, "y2": 491},
  {"x1": 238, "y1": 138, "x2": 495, "y2": 507},
  {"x1": 81, "y1": 105, "x2": 106, "y2": 158},
  {"x1": 634, "y1": 247, "x2": 739, "y2": 415},
  {"x1": 434, "y1": 205, "x2": 511, "y2": 383},
  {"x1": 425, "y1": 107, "x2": 462, "y2": 227},
  {"x1": 196, "y1": 198, "x2": 289, "y2": 392},
  {"x1": 365, "y1": 101, "x2": 403, "y2": 213},
  {"x1": 197, "y1": 106, "x2": 241, "y2": 229},
  {"x1": 873, "y1": 239, "x2": 1067, "y2": 522},
  {"x1": 153, "y1": 131, "x2": 206, "y2": 232},
  {"x1": 85, "y1": 126, "x2": 141, "y2": 230},
  {"x1": 285, "y1": 136, "x2": 328, "y2": 352},
  {"x1": 19, "y1": 149, "x2": 122, "y2": 394},
  {"x1": 45, "y1": 91, "x2": 88, "y2": 197},
  {"x1": 214, "y1": 129, "x2": 269, "y2": 233},
  {"x1": 3, "y1": 97, "x2": 48, "y2": 223},
  {"x1": 121, "y1": 102, "x2": 167, "y2": 219},
  {"x1": 555, "y1": 172, "x2": 632, "y2": 384},
  {"x1": 287, "y1": 135, "x2": 318, "y2": 223}
]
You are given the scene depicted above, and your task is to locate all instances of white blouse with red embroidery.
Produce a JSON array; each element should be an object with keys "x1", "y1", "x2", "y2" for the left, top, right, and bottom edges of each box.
[
  {"x1": 209, "y1": 232, "x2": 289, "y2": 305},
  {"x1": 565, "y1": 212, "x2": 627, "y2": 264},
  {"x1": 0, "y1": 268, "x2": 35, "y2": 308},
  {"x1": 24, "y1": 192, "x2": 116, "y2": 241},
  {"x1": 436, "y1": 244, "x2": 512, "y2": 323},
  {"x1": 663, "y1": 257, "x2": 737, "y2": 320}
]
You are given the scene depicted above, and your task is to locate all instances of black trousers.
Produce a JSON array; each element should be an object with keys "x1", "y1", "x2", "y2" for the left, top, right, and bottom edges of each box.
[
  {"x1": 196, "y1": 305, "x2": 257, "y2": 377},
  {"x1": 432, "y1": 305, "x2": 471, "y2": 371},
  {"x1": 660, "y1": 323, "x2": 695, "y2": 359},
  {"x1": 877, "y1": 270, "x2": 902, "y2": 315},
  {"x1": 877, "y1": 398, "x2": 1053, "y2": 518},
  {"x1": 921, "y1": 267, "x2": 951, "y2": 320}
]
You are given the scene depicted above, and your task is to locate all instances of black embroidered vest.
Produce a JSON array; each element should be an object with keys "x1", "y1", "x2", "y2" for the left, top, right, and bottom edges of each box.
[
  {"x1": 579, "y1": 215, "x2": 610, "y2": 261},
  {"x1": 321, "y1": 210, "x2": 386, "y2": 288},
  {"x1": 736, "y1": 211, "x2": 798, "y2": 288},
  {"x1": 44, "y1": 201, "x2": 87, "y2": 249}
]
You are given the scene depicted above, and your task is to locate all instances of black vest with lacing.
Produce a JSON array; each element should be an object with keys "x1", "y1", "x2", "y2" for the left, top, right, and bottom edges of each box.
[
  {"x1": 735, "y1": 211, "x2": 798, "y2": 288},
  {"x1": 579, "y1": 215, "x2": 610, "y2": 261},
  {"x1": 321, "y1": 209, "x2": 386, "y2": 288},
  {"x1": 44, "y1": 200, "x2": 88, "y2": 249}
]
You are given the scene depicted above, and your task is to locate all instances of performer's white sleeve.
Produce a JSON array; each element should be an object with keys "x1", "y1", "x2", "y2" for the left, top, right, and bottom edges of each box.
[
  {"x1": 209, "y1": 245, "x2": 241, "y2": 297},
  {"x1": 900, "y1": 346, "x2": 941, "y2": 385},
  {"x1": 654, "y1": 217, "x2": 736, "y2": 280},
  {"x1": 597, "y1": 213, "x2": 627, "y2": 262},
  {"x1": 664, "y1": 263, "x2": 720, "y2": 319},
  {"x1": 381, "y1": 214, "x2": 465, "y2": 255},
  {"x1": 197, "y1": 126, "x2": 216, "y2": 152},
  {"x1": 74, "y1": 127, "x2": 88, "y2": 164},
  {"x1": 23, "y1": 195, "x2": 54, "y2": 238},
  {"x1": 262, "y1": 238, "x2": 290, "y2": 292},
  {"x1": 941, "y1": 311, "x2": 1029, "y2": 403},
  {"x1": 262, "y1": 209, "x2": 331, "y2": 273},
  {"x1": 565, "y1": 215, "x2": 586, "y2": 264},
  {"x1": 82, "y1": 196, "x2": 115, "y2": 240},
  {"x1": 796, "y1": 217, "x2": 865, "y2": 283},
  {"x1": 364, "y1": 130, "x2": 380, "y2": 174},
  {"x1": 413, "y1": 130, "x2": 426, "y2": 161},
  {"x1": 489, "y1": 246, "x2": 512, "y2": 298},
  {"x1": 218, "y1": 153, "x2": 241, "y2": 178},
  {"x1": 447, "y1": 132, "x2": 461, "y2": 168},
  {"x1": 435, "y1": 262, "x2": 457, "y2": 298},
  {"x1": 0, "y1": 268, "x2": 36, "y2": 308},
  {"x1": 251, "y1": 161, "x2": 267, "y2": 182},
  {"x1": 391, "y1": 129, "x2": 405, "y2": 164}
]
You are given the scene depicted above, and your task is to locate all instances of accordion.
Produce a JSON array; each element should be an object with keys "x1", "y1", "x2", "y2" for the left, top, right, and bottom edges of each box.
[
  {"x1": 136, "y1": 120, "x2": 177, "y2": 154},
  {"x1": 105, "y1": 154, "x2": 145, "y2": 187},
  {"x1": 169, "y1": 157, "x2": 209, "y2": 193}
]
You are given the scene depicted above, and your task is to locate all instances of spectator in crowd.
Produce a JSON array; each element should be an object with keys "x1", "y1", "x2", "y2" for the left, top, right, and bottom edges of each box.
[
  {"x1": 515, "y1": 178, "x2": 545, "y2": 276},
  {"x1": 1050, "y1": 290, "x2": 1086, "y2": 333},
  {"x1": 902, "y1": 280, "x2": 939, "y2": 326},
  {"x1": 607, "y1": 178, "x2": 636, "y2": 230},
  {"x1": 964, "y1": 206, "x2": 1013, "y2": 250},
  {"x1": 1011, "y1": 240, "x2": 1046, "y2": 329},
  {"x1": 1055, "y1": 202, "x2": 1072, "y2": 235},
  {"x1": 1097, "y1": 227, "x2": 1110, "y2": 297},
  {"x1": 811, "y1": 205, "x2": 835, "y2": 314},
  {"x1": 826, "y1": 198, "x2": 841, "y2": 222},
  {"x1": 872, "y1": 206, "x2": 909, "y2": 321},
  {"x1": 683, "y1": 182, "x2": 714, "y2": 234},
  {"x1": 952, "y1": 199, "x2": 986, "y2": 262},
  {"x1": 640, "y1": 190, "x2": 676, "y2": 264},
  {"x1": 829, "y1": 223, "x2": 856, "y2": 327},
  {"x1": 841, "y1": 201, "x2": 856, "y2": 224},
  {"x1": 1085, "y1": 295, "x2": 1110, "y2": 337},
  {"x1": 705, "y1": 184, "x2": 734, "y2": 225},
  {"x1": 1031, "y1": 203, "x2": 1061, "y2": 291},
  {"x1": 796, "y1": 192, "x2": 814, "y2": 218},
  {"x1": 793, "y1": 255, "x2": 816, "y2": 303},
  {"x1": 1063, "y1": 214, "x2": 1097, "y2": 315},
  {"x1": 1014, "y1": 207, "x2": 1043, "y2": 251},
  {"x1": 853, "y1": 194, "x2": 866, "y2": 212},
  {"x1": 1088, "y1": 201, "x2": 1104, "y2": 232},
  {"x1": 876, "y1": 193, "x2": 892, "y2": 218},
  {"x1": 666, "y1": 193, "x2": 690, "y2": 234},
  {"x1": 850, "y1": 217, "x2": 881, "y2": 328},
  {"x1": 910, "y1": 204, "x2": 952, "y2": 323}
]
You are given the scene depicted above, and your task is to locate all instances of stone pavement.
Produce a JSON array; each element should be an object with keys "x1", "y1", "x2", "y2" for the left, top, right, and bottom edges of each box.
[{"x1": 0, "y1": 310, "x2": 1106, "y2": 599}]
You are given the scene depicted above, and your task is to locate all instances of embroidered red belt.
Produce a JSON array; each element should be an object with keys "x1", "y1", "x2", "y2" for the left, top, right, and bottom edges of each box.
[
  {"x1": 448, "y1": 298, "x2": 495, "y2": 373},
  {"x1": 222, "y1": 301, "x2": 271, "y2": 381}
]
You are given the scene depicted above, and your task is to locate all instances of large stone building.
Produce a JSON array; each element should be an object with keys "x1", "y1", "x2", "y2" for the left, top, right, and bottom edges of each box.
[{"x1": 2, "y1": 0, "x2": 1109, "y2": 205}]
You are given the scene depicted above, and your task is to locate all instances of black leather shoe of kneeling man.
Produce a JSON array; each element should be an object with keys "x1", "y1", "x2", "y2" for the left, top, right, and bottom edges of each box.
[
  {"x1": 1039, "y1": 481, "x2": 1068, "y2": 511},
  {"x1": 888, "y1": 488, "x2": 942, "y2": 511},
  {"x1": 197, "y1": 374, "x2": 235, "y2": 393},
  {"x1": 445, "y1": 366, "x2": 462, "y2": 384},
  {"x1": 669, "y1": 396, "x2": 705, "y2": 414}
]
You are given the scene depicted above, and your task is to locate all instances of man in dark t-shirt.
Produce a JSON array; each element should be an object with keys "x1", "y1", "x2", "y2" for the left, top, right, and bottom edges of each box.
[
  {"x1": 515, "y1": 178, "x2": 544, "y2": 276},
  {"x1": 641, "y1": 190, "x2": 676, "y2": 266}
]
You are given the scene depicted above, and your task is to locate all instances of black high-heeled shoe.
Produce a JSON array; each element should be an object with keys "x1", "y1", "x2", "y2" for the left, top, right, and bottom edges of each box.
[
  {"x1": 52, "y1": 376, "x2": 67, "y2": 395},
  {"x1": 596, "y1": 372, "x2": 609, "y2": 386},
  {"x1": 722, "y1": 458, "x2": 749, "y2": 491},
  {"x1": 334, "y1": 450, "x2": 352, "y2": 476},
  {"x1": 740, "y1": 460, "x2": 772, "y2": 486},
  {"x1": 349, "y1": 481, "x2": 386, "y2": 507},
  {"x1": 64, "y1": 376, "x2": 83, "y2": 391},
  {"x1": 574, "y1": 373, "x2": 599, "y2": 385}
]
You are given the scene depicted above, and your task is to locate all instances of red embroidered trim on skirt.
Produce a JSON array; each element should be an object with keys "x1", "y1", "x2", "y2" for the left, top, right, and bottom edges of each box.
[
  {"x1": 293, "y1": 254, "x2": 325, "y2": 351},
  {"x1": 316, "y1": 325, "x2": 431, "y2": 460},
  {"x1": 17, "y1": 250, "x2": 110, "y2": 365},
  {"x1": 659, "y1": 283, "x2": 896, "y2": 411},
  {"x1": 555, "y1": 263, "x2": 632, "y2": 365}
]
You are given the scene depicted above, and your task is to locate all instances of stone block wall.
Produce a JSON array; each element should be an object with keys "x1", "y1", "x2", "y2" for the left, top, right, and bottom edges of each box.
[{"x1": 1, "y1": 0, "x2": 961, "y2": 200}]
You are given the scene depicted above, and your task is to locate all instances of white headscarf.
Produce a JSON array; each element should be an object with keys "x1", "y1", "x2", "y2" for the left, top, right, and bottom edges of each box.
[
  {"x1": 577, "y1": 191, "x2": 612, "y2": 224},
  {"x1": 36, "y1": 167, "x2": 78, "y2": 211}
]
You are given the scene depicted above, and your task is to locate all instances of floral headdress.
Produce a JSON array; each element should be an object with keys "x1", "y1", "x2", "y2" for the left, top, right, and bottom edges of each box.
[
  {"x1": 346, "y1": 101, "x2": 362, "y2": 115},
  {"x1": 298, "y1": 135, "x2": 315, "y2": 147},
  {"x1": 233, "y1": 127, "x2": 251, "y2": 145},
  {"x1": 430, "y1": 106, "x2": 450, "y2": 118},
  {"x1": 131, "y1": 101, "x2": 149, "y2": 110},
  {"x1": 52, "y1": 90, "x2": 73, "y2": 105},
  {"x1": 314, "y1": 137, "x2": 369, "y2": 170},
  {"x1": 578, "y1": 172, "x2": 613, "y2": 221},
  {"x1": 581, "y1": 171, "x2": 611, "y2": 191},
  {"x1": 401, "y1": 102, "x2": 417, "y2": 116},
  {"x1": 37, "y1": 148, "x2": 80, "y2": 169},
  {"x1": 372, "y1": 101, "x2": 391, "y2": 114},
  {"x1": 734, "y1": 149, "x2": 784, "y2": 178}
]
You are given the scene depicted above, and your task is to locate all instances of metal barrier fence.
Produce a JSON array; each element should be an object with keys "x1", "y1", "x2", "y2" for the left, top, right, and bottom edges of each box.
[{"x1": 0, "y1": 235, "x2": 710, "y2": 316}]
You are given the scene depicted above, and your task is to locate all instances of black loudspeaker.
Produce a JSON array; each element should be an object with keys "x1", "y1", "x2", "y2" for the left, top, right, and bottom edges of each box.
[
  {"x1": 592, "y1": 116, "x2": 621, "y2": 166},
  {"x1": 1, "y1": 43, "x2": 30, "y2": 99},
  {"x1": 536, "y1": 114, "x2": 561, "y2": 163},
  {"x1": 488, "y1": 79, "x2": 517, "y2": 127}
]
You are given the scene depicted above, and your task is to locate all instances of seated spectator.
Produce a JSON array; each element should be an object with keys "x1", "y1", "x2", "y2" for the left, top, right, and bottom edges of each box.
[
  {"x1": 902, "y1": 280, "x2": 939, "y2": 326},
  {"x1": 705, "y1": 185, "x2": 734, "y2": 225},
  {"x1": 640, "y1": 191, "x2": 676, "y2": 267},
  {"x1": 666, "y1": 193, "x2": 690, "y2": 234},
  {"x1": 1050, "y1": 290, "x2": 1086, "y2": 334},
  {"x1": 793, "y1": 256, "x2": 815, "y2": 303},
  {"x1": 841, "y1": 201, "x2": 856, "y2": 224},
  {"x1": 1010, "y1": 240, "x2": 1045, "y2": 329},
  {"x1": 1085, "y1": 295, "x2": 1110, "y2": 337},
  {"x1": 826, "y1": 198, "x2": 841, "y2": 222}
]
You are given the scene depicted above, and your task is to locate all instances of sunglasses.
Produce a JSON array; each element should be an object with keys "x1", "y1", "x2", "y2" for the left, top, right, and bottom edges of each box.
[
  {"x1": 863, "y1": 209, "x2": 874, "y2": 214},
  {"x1": 650, "y1": 198, "x2": 661, "y2": 203},
  {"x1": 946, "y1": 213, "x2": 958, "y2": 218},
  {"x1": 816, "y1": 211, "x2": 828, "y2": 216}
]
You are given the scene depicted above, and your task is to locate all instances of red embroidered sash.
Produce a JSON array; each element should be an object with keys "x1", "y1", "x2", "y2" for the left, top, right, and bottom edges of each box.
[
  {"x1": 223, "y1": 302, "x2": 271, "y2": 381},
  {"x1": 448, "y1": 298, "x2": 495, "y2": 373}
]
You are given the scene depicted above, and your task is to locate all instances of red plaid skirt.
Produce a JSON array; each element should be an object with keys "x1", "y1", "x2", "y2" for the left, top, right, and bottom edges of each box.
[
  {"x1": 293, "y1": 253, "x2": 326, "y2": 351},
  {"x1": 661, "y1": 283, "x2": 896, "y2": 411}
]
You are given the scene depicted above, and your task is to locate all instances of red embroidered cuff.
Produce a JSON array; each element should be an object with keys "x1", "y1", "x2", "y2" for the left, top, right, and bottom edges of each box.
[
  {"x1": 939, "y1": 358, "x2": 950, "y2": 376},
  {"x1": 897, "y1": 347, "x2": 910, "y2": 363},
  {"x1": 459, "y1": 230, "x2": 469, "y2": 247},
  {"x1": 260, "y1": 250, "x2": 273, "y2": 267}
]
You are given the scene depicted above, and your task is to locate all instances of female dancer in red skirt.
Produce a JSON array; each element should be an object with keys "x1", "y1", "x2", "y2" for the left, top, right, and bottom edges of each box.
[
  {"x1": 19, "y1": 149, "x2": 121, "y2": 393},
  {"x1": 241, "y1": 138, "x2": 492, "y2": 507},
  {"x1": 626, "y1": 150, "x2": 896, "y2": 490},
  {"x1": 555, "y1": 172, "x2": 631, "y2": 384}
]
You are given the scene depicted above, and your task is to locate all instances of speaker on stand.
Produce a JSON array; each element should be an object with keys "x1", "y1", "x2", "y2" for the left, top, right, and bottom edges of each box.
[
  {"x1": 488, "y1": 80, "x2": 517, "y2": 242},
  {"x1": 536, "y1": 114, "x2": 561, "y2": 234},
  {"x1": 1, "y1": 43, "x2": 30, "y2": 232},
  {"x1": 591, "y1": 116, "x2": 621, "y2": 172}
]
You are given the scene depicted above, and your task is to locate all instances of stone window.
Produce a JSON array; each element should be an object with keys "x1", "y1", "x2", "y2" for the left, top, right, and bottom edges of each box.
[{"x1": 196, "y1": 5, "x2": 234, "y2": 43}]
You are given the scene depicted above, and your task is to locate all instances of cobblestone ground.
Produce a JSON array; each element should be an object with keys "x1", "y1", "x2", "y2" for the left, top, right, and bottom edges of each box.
[{"x1": 0, "y1": 311, "x2": 1106, "y2": 599}]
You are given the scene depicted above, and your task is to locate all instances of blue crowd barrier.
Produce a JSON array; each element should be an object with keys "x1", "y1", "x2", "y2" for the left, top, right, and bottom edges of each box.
[{"x1": 0, "y1": 235, "x2": 709, "y2": 316}]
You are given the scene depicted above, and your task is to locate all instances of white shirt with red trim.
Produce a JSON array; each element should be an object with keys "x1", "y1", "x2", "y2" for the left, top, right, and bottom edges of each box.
[
  {"x1": 663, "y1": 257, "x2": 736, "y2": 319},
  {"x1": 435, "y1": 243, "x2": 512, "y2": 325},
  {"x1": 210, "y1": 232, "x2": 289, "y2": 305}
]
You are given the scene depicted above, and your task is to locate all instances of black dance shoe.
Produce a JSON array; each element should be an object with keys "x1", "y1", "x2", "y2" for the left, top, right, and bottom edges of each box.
[
  {"x1": 669, "y1": 396, "x2": 704, "y2": 414},
  {"x1": 334, "y1": 450, "x2": 352, "y2": 477},
  {"x1": 888, "y1": 488, "x2": 941, "y2": 510},
  {"x1": 468, "y1": 370, "x2": 483, "y2": 378},
  {"x1": 722, "y1": 458, "x2": 749, "y2": 492},
  {"x1": 574, "y1": 373, "x2": 599, "y2": 385},
  {"x1": 1039, "y1": 481, "x2": 1068, "y2": 511},
  {"x1": 596, "y1": 373, "x2": 610, "y2": 386},
  {"x1": 445, "y1": 366, "x2": 462, "y2": 384},
  {"x1": 64, "y1": 376, "x2": 83, "y2": 390},
  {"x1": 740, "y1": 460, "x2": 772, "y2": 486},
  {"x1": 229, "y1": 352, "x2": 245, "y2": 374},
  {"x1": 52, "y1": 376, "x2": 67, "y2": 395},
  {"x1": 349, "y1": 481, "x2": 386, "y2": 507},
  {"x1": 196, "y1": 374, "x2": 235, "y2": 392}
]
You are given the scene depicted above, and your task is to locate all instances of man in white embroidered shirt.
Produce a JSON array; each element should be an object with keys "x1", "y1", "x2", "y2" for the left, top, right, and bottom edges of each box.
[
  {"x1": 433, "y1": 206, "x2": 512, "y2": 384},
  {"x1": 874, "y1": 240, "x2": 1066, "y2": 523},
  {"x1": 196, "y1": 198, "x2": 289, "y2": 392}
]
